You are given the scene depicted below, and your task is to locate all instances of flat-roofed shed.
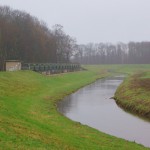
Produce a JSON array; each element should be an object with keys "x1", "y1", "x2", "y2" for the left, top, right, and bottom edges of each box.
[{"x1": 5, "y1": 60, "x2": 21, "y2": 71}]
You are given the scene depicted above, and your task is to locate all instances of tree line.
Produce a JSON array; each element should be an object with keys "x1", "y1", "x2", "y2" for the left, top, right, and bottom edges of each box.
[
  {"x1": 0, "y1": 6, "x2": 76, "y2": 70},
  {"x1": 0, "y1": 6, "x2": 150, "y2": 71},
  {"x1": 73, "y1": 42, "x2": 150, "y2": 64}
]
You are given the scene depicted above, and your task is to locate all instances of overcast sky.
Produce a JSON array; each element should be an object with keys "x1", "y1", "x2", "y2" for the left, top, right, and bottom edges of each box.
[{"x1": 0, "y1": 0, "x2": 150, "y2": 44}]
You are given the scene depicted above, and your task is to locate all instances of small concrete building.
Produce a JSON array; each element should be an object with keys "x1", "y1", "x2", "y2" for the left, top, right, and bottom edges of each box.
[{"x1": 5, "y1": 60, "x2": 21, "y2": 71}]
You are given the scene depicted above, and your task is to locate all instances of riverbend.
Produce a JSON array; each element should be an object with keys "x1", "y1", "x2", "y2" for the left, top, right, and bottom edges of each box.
[{"x1": 58, "y1": 76, "x2": 150, "y2": 147}]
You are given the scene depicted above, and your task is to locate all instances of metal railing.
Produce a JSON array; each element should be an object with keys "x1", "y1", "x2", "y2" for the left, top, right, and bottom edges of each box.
[{"x1": 21, "y1": 63, "x2": 81, "y2": 74}]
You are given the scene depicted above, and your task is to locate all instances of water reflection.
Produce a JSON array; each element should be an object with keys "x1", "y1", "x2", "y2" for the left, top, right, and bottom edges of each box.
[{"x1": 58, "y1": 76, "x2": 150, "y2": 148}]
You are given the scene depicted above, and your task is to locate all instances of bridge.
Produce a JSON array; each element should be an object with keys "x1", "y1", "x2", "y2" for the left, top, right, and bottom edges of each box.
[{"x1": 21, "y1": 63, "x2": 81, "y2": 74}]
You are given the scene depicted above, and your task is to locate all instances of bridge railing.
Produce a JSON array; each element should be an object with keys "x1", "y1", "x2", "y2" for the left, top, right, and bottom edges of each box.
[{"x1": 21, "y1": 63, "x2": 81, "y2": 74}]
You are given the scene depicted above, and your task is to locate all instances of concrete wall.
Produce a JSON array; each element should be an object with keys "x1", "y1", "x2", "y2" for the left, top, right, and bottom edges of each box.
[{"x1": 6, "y1": 62, "x2": 21, "y2": 71}]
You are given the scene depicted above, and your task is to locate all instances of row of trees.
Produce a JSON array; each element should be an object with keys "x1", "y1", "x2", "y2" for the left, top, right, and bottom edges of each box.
[
  {"x1": 73, "y1": 42, "x2": 150, "y2": 64},
  {"x1": 0, "y1": 6, "x2": 150, "y2": 70},
  {"x1": 0, "y1": 6, "x2": 76, "y2": 70}
]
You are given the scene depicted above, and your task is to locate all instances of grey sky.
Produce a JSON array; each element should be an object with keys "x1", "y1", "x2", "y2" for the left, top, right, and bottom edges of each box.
[{"x1": 0, "y1": 0, "x2": 150, "y2": 44}]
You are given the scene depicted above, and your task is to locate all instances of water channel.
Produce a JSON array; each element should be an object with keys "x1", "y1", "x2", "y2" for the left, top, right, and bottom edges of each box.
[{"x1": 58, "y1": 76, "x2": 150, "y2": 147}]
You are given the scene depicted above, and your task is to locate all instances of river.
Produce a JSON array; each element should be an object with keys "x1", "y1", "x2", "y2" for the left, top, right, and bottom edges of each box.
[{"x1": 58, "y1": 76, "x2": 150, "y2": 147}]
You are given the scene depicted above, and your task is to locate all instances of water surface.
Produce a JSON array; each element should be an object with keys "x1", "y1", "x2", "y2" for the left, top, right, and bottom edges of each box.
[{"x1": 58, "y1": 76, "x2": 150, "y2": 147}]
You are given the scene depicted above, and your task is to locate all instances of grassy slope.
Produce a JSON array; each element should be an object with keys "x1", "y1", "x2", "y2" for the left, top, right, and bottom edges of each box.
[
  {"x1": 0, "y1": 65, "x2": 149, "y2": 150},
  {"x1": 114, "y1": 71, "x2": 150, "y2": 120}
]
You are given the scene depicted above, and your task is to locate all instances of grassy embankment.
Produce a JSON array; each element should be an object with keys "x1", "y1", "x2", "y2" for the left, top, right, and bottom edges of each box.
[
  {"x1": 0, "y1": 65, "x2": 150, "y2": 150},
  {"x1": 115, "y1": 70, "x2": 150, "y2": 120}
]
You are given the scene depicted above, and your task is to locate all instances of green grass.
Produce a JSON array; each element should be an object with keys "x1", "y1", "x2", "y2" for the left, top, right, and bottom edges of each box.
[
  {"x1": 0, "y1": 65, "x2": 150, "y2": 149},
  {"x1": 84, "y1": 64, "x2": 150, "y2": 75},
  {"x1": 114, "y1": 70, "x2": 150, "y2": 120}
]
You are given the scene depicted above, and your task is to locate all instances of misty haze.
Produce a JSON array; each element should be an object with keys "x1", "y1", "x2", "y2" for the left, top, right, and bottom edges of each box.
[{"x1": 0, "y1": 1, "x2": 150, "y2": 150}]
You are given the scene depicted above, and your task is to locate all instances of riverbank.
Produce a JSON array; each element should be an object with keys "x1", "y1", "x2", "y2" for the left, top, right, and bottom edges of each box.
[
  {"x1": 114, "y1": 71, "x2": 150, "y2": 120},
  {"x1": 0, "y1": 65, "x2": 149, "y2": 149}
]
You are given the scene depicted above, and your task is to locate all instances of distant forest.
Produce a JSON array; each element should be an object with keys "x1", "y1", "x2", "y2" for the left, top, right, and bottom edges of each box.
[
  {"x1": 0, "y1": 6, "x2": 150, "y2": 70},
  {"x1": 0, "y1": 6, "x2": 76, "y2": 70},
  {"x1": 73, "y1": 42, "x2": 150, "y2": 64}
]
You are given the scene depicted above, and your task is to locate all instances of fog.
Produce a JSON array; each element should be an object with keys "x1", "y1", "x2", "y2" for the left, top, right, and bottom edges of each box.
[{"x1": 1, "y1": 0, "x2": 150, "y2": 44}]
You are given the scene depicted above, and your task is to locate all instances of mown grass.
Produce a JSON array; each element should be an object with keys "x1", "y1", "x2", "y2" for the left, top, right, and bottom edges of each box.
[
  {"x1": 114, "y1": 70, "x2": 150, "y2": 120},
  {"x1": 0, "y1": 65, "x2": 150, "y2": 150}
]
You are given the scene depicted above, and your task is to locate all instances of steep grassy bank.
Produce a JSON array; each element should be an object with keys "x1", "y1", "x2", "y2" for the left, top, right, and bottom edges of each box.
[
  {"x1": 0, "y1": 65, "x2": 149, "y2": 149},
  {"x1": 115, "y1": 71, "x2": 150, "y2": 120}
]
